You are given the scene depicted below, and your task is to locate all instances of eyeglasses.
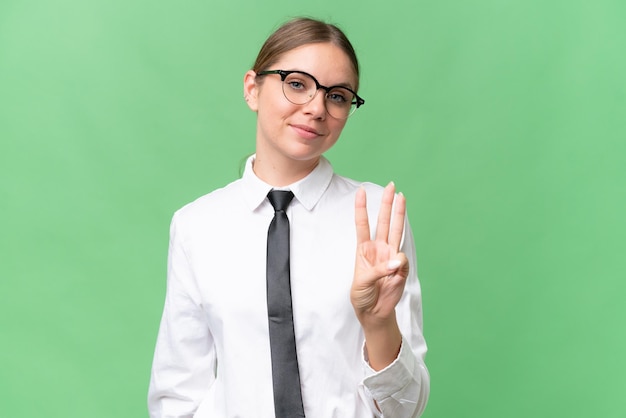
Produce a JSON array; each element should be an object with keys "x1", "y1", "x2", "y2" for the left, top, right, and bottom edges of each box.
[{"x1": 256, "y1": 70, "x2": 365, "y2": 119}]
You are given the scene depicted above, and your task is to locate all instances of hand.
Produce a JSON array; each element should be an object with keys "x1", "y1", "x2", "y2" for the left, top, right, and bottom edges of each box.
[{"x1": 351, "y1": 182, "x2": 409, "y2": 326}]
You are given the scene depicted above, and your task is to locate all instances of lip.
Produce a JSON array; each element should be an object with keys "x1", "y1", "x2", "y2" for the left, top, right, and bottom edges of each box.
[{"x1": 290, "y1": 124, "x2": 323, "y2": 140}]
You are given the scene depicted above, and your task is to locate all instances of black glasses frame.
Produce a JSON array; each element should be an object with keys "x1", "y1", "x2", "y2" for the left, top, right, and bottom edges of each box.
[{"x1": 256, "y1": 69, "x2": 365, "y2": 111}]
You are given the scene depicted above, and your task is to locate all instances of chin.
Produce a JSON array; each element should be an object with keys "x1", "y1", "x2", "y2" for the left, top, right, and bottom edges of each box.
[
  {"x1": 285, "y1": 152, "x2": 323, "y2": 164},
  {"x1": 288, "y1": 140, "x2": 337, "y2": 160}
]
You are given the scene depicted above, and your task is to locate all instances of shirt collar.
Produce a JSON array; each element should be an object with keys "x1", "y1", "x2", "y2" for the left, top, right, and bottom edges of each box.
[{"x1": 241, "y1": 155, "x2": 334, "y2": 212}]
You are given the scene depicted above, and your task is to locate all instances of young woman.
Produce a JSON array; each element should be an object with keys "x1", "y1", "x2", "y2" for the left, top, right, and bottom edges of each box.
[{"x1": 148, "y1": 17, "x2": 429, "y2": 417}]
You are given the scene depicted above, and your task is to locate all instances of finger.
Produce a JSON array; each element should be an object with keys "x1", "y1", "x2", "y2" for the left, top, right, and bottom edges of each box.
[
  {"x1": 355, "y1": 187, "x2": 370, "y2": 244},
  {"x1": 375, "y1": 182, "x2": 395, "y2": 242},
  {"x1": 386, "y1": 252, "x2": 409, "y2": 274},
  {"x1": 357, "y1": 253, "x2": 403, "y2": 286},
  {"x1": 363, "y1": 253, "x2": 408, "y2": 287},
  {"x1": 387, "y1": 259, "x2": 402, "y2": 270},
  {"x1": 388, "y1": 192, "x2": 406, "y2": 251},
  {"x1": 355, "y1": 251, "x2": 409, "y2": 289}
]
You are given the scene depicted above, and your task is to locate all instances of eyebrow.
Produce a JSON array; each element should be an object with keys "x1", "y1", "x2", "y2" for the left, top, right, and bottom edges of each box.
[
  {"x1": 287, "y1": 69, "x2": 356, "y2": 91},
  {"x1": 333, "y1": 81, "x2": 356, "y2": 90}
]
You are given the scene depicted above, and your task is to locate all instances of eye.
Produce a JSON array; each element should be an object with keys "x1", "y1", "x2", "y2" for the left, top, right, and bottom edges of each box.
[
  {"x1": 284, "y1": 74, "x2": 311, "y2": 92},
  {"x1": 327, "y1": 89, "x2": 351, "y2": 105},
  {"x1": 287, "y1": 80, "x2": 306, "y2": 90}
]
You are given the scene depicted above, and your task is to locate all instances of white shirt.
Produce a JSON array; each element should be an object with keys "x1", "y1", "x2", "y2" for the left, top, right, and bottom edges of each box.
[{"x1": 148, "y1": 156, "x2": 429, "y2": 417}]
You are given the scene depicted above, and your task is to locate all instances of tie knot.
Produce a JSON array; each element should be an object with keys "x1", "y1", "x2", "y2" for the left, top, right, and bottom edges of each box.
[{"x1": 267, "y1": 190, "x2": 294, "y2": 212}]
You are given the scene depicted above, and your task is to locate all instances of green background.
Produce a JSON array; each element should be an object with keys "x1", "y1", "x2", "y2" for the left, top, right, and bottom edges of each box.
[{"x1": 1, "y1": 0, "x2": 624, "y2": 417}]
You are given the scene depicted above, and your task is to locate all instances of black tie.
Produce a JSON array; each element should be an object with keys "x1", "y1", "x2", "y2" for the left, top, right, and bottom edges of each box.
[{"x1": 266, "y1": 190, "x2": 305, "y2": 417}]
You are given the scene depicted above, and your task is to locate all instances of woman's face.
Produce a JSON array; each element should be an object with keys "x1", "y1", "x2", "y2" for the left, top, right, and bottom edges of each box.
[{"x1": 244, "y1": 42, "x2": 358, "y2": 177}]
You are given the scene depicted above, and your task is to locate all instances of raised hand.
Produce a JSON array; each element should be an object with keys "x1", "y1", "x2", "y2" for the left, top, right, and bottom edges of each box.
[{"x1": 351, "y1": 182, "x2": 409, "y2": 370}]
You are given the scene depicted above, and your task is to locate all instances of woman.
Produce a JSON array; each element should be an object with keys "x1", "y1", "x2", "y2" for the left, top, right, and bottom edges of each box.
[{"x1": 148, "y1": 17, "x2": 429, "y2": 417}]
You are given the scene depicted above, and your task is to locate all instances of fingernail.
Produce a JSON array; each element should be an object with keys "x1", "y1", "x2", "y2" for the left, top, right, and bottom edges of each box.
[{"x1": 387, "y1": 259, "x2": 402, "y2": 270}]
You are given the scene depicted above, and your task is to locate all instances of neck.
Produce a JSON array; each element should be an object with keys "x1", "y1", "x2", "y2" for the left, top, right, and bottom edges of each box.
[{"x1": 253, "y1": 154, "x2": 320, "y2": 187}]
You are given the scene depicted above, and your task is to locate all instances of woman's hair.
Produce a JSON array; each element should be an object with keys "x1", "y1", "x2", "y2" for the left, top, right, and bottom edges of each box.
[{"x1": 252, "y1": 17, "x2": 360, "y2": 85}]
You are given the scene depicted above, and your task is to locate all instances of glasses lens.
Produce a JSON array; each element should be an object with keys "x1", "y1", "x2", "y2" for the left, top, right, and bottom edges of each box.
[
  {"x1": 283, "y1": 72, "x2": 316, "y2": 105},
  {"x1": 282, "y1": 72, "x2": 358, "y2": 119},
  {"x1": 325, "y1": 87, "x2": 356, "y2": 119}
]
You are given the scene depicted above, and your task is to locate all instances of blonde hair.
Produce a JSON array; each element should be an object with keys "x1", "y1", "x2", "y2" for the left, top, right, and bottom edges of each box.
[{"x1": 252, "y1": 17, "x2": 360, "y2": 88}]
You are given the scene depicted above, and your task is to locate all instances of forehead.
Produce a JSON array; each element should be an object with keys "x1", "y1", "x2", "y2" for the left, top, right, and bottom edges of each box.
[{"x1": 273, "y1": 43, "x2": 358, "y2": 88}]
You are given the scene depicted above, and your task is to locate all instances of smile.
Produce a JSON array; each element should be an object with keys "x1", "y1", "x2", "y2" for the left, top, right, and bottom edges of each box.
[{"x1": 290, "y1": 124, "x2": 323, "y2": 139}]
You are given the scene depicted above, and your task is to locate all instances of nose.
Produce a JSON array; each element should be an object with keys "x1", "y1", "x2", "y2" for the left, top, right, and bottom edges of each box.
[{"x1": 301, "y1": 88, "x2": 327, "y2": 119}]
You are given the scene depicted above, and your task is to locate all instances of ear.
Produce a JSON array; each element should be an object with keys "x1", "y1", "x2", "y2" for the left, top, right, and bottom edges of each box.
[{"x1": 243, "y1": 70, "x2": 259, "y2": 112}]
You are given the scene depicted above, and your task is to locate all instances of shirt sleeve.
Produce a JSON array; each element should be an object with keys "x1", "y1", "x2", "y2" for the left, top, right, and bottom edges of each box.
[
  {"x1": 358, "y1": 220, "x2": 430, "y2": 417},
  {"x1": 148, "y1": 213, "x2": 216, "y2": 418}
]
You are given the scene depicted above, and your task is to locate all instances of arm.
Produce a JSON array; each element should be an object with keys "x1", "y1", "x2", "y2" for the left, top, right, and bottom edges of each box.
[
  {"x1": 148, "y1": 213, "x2": 216, "y2": 418},
  {"x1": 351, "y1": 183, "x2": 430, "y2": 417}
]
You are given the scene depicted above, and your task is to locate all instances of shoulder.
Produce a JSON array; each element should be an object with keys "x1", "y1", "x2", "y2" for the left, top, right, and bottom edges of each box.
[
  {"x1": 327, "y1": 172, "x2": 410, "y2": 226},
  {"x1": 172, "y1": 178, "x2": 244, "y2": 227},
  {"x1": 329, "y1": 172, "x2": 386, "y2": 204}
]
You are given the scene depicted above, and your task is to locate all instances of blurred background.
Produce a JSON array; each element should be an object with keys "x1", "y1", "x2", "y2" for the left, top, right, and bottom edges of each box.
[{"x1": 1, "y1": 0, "x2": 624, "y2": 416}]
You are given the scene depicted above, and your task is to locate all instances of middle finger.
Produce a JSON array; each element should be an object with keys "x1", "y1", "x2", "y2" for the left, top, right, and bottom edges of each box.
[{"x1": 375, "y1": 182, "x2": 396, "y2": 242}]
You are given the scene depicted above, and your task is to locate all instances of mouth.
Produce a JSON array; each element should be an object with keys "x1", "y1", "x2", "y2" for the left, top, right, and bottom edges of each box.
[{"x1": 290, "y1": 124, "x2": 323, "y2": 140}]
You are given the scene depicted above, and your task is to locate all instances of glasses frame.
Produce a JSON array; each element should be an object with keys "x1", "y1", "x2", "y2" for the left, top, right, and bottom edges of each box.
[{"x1": 256, "y1": 69, "x2": 365, "y2": 118}]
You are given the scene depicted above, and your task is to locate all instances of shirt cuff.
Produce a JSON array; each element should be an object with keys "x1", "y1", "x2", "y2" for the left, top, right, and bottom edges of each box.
[{"x1": 359, "y1": 335, "x2": 416, "y2": 410}]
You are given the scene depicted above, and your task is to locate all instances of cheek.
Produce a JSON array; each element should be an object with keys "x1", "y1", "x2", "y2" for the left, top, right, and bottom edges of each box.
[
  {"x1": 329, "y1": 119, "x2": 348, "y2": 137},
  {"x1": 258, "y1": 94, "x2": 295, "y2": 121}
]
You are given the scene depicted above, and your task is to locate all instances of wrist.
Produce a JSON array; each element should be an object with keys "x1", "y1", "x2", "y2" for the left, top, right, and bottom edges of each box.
[{"x1": 361, "y1": 317, "x2": 402, "y2": 371}]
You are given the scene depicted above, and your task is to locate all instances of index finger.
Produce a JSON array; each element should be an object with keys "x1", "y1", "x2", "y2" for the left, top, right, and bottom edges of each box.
[
  {"x1": 375, "y1": 182, "x2": 396, "y2": 243},
  {"x1": 355, "y1": 187, "x2": 371, "y2": 244}
]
